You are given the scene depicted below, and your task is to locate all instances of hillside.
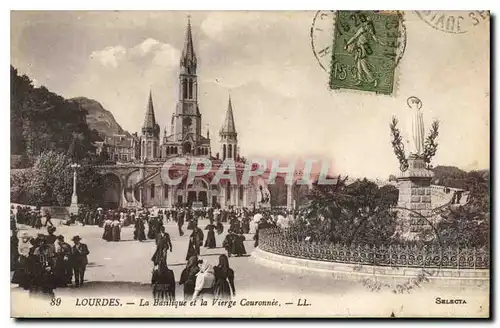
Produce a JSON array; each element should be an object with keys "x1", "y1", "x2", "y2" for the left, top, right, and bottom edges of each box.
[
  {"x1": 71, "y1": 97, "x2": 130, "y2": 138},
  {"x1": 11, "y1": 66, "x2": 96, "y2": 161},
  {"x1": 431, "y1": 165, "x2": 489, "y2": 190}
]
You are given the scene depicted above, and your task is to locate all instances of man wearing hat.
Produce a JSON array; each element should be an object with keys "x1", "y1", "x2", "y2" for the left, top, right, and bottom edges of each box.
[
  {"x1": 31, "y1": 234, "x2": 56, "y2": 297},
  {"x1": 46, "y1": 226, "x2": 57, "y2": 244},
  {"x1": 71, "y1": 236, "x2": 89, "y2": 287},
  {"x1": 55, "y1": 235, "x2": 72, "y2": 287}
]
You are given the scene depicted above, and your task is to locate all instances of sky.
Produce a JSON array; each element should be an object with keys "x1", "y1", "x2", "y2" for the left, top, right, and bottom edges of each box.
[{"x1": 10, "y1": 11, "x2": 490, "y2": 179}]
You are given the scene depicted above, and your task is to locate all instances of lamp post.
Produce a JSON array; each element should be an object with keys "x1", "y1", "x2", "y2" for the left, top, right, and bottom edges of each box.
[{"x1": 70, "y1": 163, "x2": 81, "y2": 214}]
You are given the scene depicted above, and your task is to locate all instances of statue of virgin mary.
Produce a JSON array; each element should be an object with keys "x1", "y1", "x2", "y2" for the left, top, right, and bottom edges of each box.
[{"x1": 408, "y1": 97, "x2": 425, "y2": 156}]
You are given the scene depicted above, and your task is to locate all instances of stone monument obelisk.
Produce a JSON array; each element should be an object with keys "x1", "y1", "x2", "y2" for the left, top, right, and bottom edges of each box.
[
  {"x1": 396, "y1": 97, "x2": 434, "y2": 233},
  {"x1": 69, "y1": 163, "x2": 81, "y2": 214}
]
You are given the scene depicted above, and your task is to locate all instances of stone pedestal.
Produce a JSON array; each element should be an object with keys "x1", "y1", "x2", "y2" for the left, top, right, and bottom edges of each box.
[
  {"x1": 396, "y1": 155, "x2": 434, "y2": 236},
  {"x1": 69, "y1": 194, "x2": 79, "y2": 215}
]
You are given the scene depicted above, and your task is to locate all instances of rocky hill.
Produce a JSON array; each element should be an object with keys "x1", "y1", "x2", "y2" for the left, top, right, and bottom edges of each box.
[{"x1": 71, "y1": 97, "x2": 130, "y2": 138}]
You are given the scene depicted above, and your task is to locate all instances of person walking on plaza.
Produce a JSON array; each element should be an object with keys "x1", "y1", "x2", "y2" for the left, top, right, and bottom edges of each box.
[
  {"x1": 96, "y1": 208, "x2": 104, "y2": 227},
  {"x1": 204, "y1": 222, "x2": 216, "y2": 248},
  {"x1": 179, "y1": 255, "x2": 200, "y2": 301},
  {"x1": 177, "y1": 208, "x2": 185, "y2": 236},
  {"x1": 12, "y1": 232, "x2": 33, "y2": 289},
  {"x1": 152, "y1": 226, "x2": 173, "y2": 265},
  {"x1": 134, "y1": 215, "x2": 146, "y2": 242},
  {"x1": 71, "y1": 235, "x2": 89, "y2": 288},
  {"x1": 54, "y1": 235, "x2": 72, "y2": 287},
  {"x1": 30, "y1": 234, "x2": 56, "y2": 298},
  {"x1": 102, "y1": 216, "x2": 113, "y2": 241},
  {"x1": 43, "y1": 211, "x2": 54, "y2": 227},
  {"x1": 223, "y1": 230, "x2": 236, "y2": 257},
  {"x1": 111, "y1": 217, "x2": 121, "y2": 242},
  {"x1": 192, "y1": 260, "x2": 215, "y2": 300},
  {"x1": 46, "y1": 226, "x2": 57, "y2": 244},
  {"x1": 185, "y1": 222, "x2": 204, "y2": 261},
  {"x1": 233, "y1": 232, "x2": 247, "y2": 257},
  {"x1": 10, "y1": 230, "x2": 19, "y2": 273},
  {"x1": 151, "y1": 253, "x2": 176, "y2": 301},
  {"x1": 34, "y1": 209, "x2": 42, "y2": 229},
  {"x1": 213, "y1": 254, "x2": 236, "y2": 300}
]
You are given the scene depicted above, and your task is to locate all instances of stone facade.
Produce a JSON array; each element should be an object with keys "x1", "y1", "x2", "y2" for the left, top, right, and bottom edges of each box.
[{"x1": 94, "y1": 19, "x2": 296, "y2": 210}]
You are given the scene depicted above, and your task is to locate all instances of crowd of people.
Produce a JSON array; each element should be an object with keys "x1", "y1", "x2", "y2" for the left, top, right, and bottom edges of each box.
[
  {"x1": 11, "y1": 224, "x2": 90, "y2": 298},
  {"x1": 11, "y1": 203, "x2": 298, "y2": 301},
  {"x1": 148, "y1": 205, "x2": 294, "y2": 302}
]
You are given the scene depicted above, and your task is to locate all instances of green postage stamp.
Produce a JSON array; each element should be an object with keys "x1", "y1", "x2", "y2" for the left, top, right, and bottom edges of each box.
[{"x1": 329, "y1": 11, "x2": 404, "y2": 95}]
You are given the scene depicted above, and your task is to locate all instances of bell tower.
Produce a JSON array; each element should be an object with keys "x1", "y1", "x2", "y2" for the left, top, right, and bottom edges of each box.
[
  {"x1": 140, "y1": 90, "x2": 160, "y2": 160},
  {"x1": 161, "y1": 17, "x2": 211, "y2": 158},
  {"x1": 171, "y1": 17, "x2": 202, "y2": 154},
  {"x1": 220, "y1": 95, "x2": 238, "y2": 160}
]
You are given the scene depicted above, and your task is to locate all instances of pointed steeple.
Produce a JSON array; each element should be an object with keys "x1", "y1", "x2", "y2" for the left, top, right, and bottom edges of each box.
[
  {"x1": 180, "y1": 16, "x2": 197, "y2": 74},
  {"x1": 220, "y1": 95, "x2": 237, "y2": 136},
  {"x1": 142, "y1": 90, "x2": 156, "y2": 132}
]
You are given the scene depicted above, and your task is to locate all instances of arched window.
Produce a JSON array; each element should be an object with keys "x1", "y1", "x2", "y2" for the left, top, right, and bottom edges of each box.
[
  {"x1": 228, "y1": 144, "x2": 233, "y2": 159},
  {"x1": 166, "y1": 147, "x2": 170, "y2": 155},
  {"x1": 164, "y1": 184, "x2": 168, "y2": 199},
  {"x1": 150, "y1": 184, "x2": 155, "y2": 199},
  {"x1": 188, "y1": 80, "x2": 193, "y2": 99},
  {"x1": 239, "y1": 185, "x2": 244, "y2": 200},
  {"x1": 183, "y1": 79, "x2": 188, "y2": 99},
  {"x1": 223, "y1": 144, "x2": 226, "y2": 160},
  {"x1": 226, "y1": 182, "x2": 231, "y2": 201}
]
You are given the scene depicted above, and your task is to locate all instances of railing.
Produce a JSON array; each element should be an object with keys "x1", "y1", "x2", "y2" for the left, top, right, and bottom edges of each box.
[{"x1": 258, "y1": 228, "x2": 490, "y2": 269}]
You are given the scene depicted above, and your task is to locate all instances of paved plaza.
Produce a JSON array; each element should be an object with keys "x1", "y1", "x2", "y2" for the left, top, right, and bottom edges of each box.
[
  {"x1": 11, "y1": 219, "x2": 361, "y2": 298},
  {"x1": 11, "y1": 219, "x2": 489, "y2": 317}
]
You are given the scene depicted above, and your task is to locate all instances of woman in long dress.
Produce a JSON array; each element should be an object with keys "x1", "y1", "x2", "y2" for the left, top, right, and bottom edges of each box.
[
  {"x1": 204, "y1": 223, "x2": 216, "y2": 248},
  {"x1": 213, "y1": 254, "x2": 235, "y2": 300},
  {"x1": 102, "y1": 218, "x2": 113, "y2": 241},
  {"x1": 134, "y1": 216, "x2": 146, "y2": 242},
  {"x1": 192, "y1": 260, "x2": 215, "y2": 300},
  {"x1": 233, "y1": 234, "x2": 247, "y2": 257},
  {"x1": 185, "y1": 224, "x2": 203, "y2": 261},
  {"x1": 111, "y1": 219, "x2": 121, "y2": 242},
  {"x1": 179, "y1": 255, "x2": 200, "y2": 301},
  {"x1": 147, "y1": 216, "x2": 157, "y2": 240},
  {"x1": 12, "y1": 232, "x2": 32, "y2": 289},
  {"x1": 151, "y1": 247, "x2": 176, "y2": 301},
  {"x1": 222, "y1": 232, "x2": 235, "y2": 258}
]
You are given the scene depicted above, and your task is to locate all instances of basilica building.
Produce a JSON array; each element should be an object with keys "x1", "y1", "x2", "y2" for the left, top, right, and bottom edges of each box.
[{"x1": 98, "y1": 19, "x2": 291, "y2": 209}]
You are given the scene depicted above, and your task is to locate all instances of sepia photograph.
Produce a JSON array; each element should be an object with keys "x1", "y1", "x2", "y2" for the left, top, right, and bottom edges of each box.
[{"x1": 9, "y1": 9, "x2": 490, "y2": 318}]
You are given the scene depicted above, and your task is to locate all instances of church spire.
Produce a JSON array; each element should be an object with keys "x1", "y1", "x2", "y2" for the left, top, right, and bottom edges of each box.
[
  {"x1": 220, "y1": 95, "x2": 237, "y2": 136},
  {"x1": 142, "y1": 90, "x2": 157, "y2": 132},
  {"x1": 180, "y1": 16, "x2": 197, "y2": 74}
]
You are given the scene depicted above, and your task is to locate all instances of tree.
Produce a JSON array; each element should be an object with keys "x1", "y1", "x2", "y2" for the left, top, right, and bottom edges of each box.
[
  {"x1": 10, "y1": 66, "x2": 96, "y2": 159},
  {"x1": 10, "y1": 169, "x2": 33, "y2": 204},
  {"x1": 431, "y1": 170, "x2": 490, "y2": 247},
  {"x1": 291, "y1": 177, "x2": 398, "y2": 245},
  {"x1": 27, "y1": 150, "x2": 105, "y2": 207},
  {"x1": 29, "y1": 151, "x2": 73, "y2": 206}
]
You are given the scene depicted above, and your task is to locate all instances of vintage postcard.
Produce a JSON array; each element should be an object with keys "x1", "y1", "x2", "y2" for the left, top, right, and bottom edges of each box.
[{"x1": 10, "y1": 10, "x2": 490, "y2": 318}]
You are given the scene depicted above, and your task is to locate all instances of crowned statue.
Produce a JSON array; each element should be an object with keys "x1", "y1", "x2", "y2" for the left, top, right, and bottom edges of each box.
[{"x1": 408, "y1": 96, "x2": 425, "y2": 157}]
